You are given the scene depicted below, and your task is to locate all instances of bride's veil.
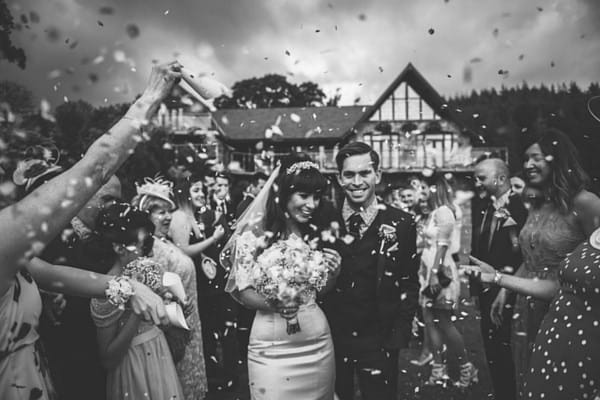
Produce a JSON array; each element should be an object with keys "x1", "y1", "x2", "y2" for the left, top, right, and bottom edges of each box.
[{"x1": 219, "y1": 165, "x2": 281, "y2": 295}]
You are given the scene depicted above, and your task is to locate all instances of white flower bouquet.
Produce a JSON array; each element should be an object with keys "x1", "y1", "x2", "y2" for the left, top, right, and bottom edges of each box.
[{"x1": 248, "y1": 234, "x2": 330, "y2": 334}]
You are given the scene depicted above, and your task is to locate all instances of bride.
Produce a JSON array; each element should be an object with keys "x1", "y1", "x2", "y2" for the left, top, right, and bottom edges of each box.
[{"x1": 221, "y1": 157, "x2": 341, "y2": 400}]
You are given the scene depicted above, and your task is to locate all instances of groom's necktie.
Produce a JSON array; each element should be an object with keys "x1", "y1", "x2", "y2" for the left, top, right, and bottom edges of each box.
[{"x1": 348, "y1": 213, "x2": 363, "y2": 241}]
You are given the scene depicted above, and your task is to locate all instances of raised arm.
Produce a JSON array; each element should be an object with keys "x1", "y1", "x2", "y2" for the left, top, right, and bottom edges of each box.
[
  {"x1": 0, "y1": 62, "x2": 182, "y2": 294},
  {"x1": 169, "y1": 211, "x2": 224, "y2": 258}
]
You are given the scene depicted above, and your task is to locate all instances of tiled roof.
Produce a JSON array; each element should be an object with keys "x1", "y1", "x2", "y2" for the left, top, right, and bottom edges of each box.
[{"x1": 212, "y1": 106, "x2": 366, "y2": 141}]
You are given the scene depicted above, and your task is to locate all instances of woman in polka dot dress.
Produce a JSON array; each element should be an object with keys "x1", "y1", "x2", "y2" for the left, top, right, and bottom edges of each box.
[{"x1": 522, "y1": 228, "x2": 600, "y2": 400}]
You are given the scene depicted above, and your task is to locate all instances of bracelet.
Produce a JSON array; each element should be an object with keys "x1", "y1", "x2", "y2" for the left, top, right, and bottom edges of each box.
[
  {"x1": 105, "y1": 276, "x2": 135, "y2": 309},
  {"x1": 493, "y1": 270, "x2": 503, "y2": 286}
]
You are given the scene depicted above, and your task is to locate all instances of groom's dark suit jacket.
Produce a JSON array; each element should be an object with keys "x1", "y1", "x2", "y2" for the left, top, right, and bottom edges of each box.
[{"x1": 322, "y1": 206, "x2": 419, "y2": 350}]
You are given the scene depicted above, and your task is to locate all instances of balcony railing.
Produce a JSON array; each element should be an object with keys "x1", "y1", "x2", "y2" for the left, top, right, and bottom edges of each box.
[{"x1": 227, "y1": 146, "x2": 507, "y2": 174}]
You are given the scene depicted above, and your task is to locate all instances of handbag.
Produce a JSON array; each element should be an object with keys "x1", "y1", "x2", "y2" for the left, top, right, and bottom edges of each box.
[
  {"x1": 163, "y1": 326, "x2": 192, "y2": 364},
  {"x1": 436, "y1": 266, "x2": 452, "y2": 288}
]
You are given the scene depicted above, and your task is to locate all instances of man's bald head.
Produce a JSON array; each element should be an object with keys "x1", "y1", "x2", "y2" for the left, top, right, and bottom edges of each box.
[{"x1": 474, "y1": 158, "x2": 511, "y2": 197}]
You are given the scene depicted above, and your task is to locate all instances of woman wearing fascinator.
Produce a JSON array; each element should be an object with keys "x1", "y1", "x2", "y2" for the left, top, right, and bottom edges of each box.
[
  {"x1": 131, "y1": 176, "x2": 208, "y2": 400},
  {"x1": 220, "y1": 156, "x2": 342, "y2": 400}
]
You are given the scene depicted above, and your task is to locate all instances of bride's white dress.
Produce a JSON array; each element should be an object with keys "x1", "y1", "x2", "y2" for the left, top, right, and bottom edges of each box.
[{"x1": 232, "y1": 233, "x2": 335, "y2": 400}]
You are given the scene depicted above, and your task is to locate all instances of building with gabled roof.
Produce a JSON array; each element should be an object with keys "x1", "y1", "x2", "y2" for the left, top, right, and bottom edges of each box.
[{"x1": 158, "y1": 63, "x2": 505, "y2": 176}]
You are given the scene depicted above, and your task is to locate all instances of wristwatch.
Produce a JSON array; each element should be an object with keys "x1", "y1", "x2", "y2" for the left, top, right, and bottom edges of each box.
[{"x1": 493, "y1": 270, "x2": 503, "y2": 285}]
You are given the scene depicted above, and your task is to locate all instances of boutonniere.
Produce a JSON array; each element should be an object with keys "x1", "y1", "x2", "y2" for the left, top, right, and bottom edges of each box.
[
  {"x1": 494, "y1": 207, "x2": 517, "y2": 228},
  {"x1": 378, "y1": 223, "x2": 398, "y2": 255}
]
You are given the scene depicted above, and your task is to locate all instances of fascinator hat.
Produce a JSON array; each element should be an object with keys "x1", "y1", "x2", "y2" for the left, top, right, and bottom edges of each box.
[
  {"x1": 135, "y1": 176, "x2": 176, "y2": 210},
  {"x1": 219, "y1": 159, "x2": 321, "y2": 296},
  {"x1": 13, "y1": 144, "x2": 63, "y2": 193}
]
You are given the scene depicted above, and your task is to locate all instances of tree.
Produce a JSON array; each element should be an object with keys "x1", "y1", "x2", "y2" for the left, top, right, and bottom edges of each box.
[
  {"x1": 214, "y1": 74, "x2": 329, "y2": 109},
  {"x1": 0, "y1": 0, "x2": 26, "y2": 69},
  {"x1": 0, "y1": 80, "x2": 34, "y2": 115}
]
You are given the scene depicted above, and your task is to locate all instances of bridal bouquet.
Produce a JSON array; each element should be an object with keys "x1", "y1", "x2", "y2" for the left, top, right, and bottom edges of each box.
[
  {"x1": 122, "y1": 257, "x2": 189, "y2": 329},
  {"x1": 245, "y1": 234, "x2": 329, "y2": 334}
]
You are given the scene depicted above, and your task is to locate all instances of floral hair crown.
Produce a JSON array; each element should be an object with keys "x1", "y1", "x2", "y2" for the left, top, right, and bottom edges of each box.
[
  {"x1": 135, "y1": 176, "x2": 175, "y2": 209},
  {"x1": 286, "y1": 161, "x2": 319, "y2": 175}
]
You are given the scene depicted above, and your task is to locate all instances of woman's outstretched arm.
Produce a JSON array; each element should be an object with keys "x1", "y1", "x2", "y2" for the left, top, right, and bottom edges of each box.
[
  {"x1": 27, "y1": 257, "x2": 169, "y2": 325},
  {"x1": 0, "y1": 62, "x2": 182, "y2": 295}
]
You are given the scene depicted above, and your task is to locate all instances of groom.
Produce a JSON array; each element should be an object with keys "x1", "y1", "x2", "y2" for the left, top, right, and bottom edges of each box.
[{"x1": 323, "y1": 142, "x2": 419, "y2": 400}]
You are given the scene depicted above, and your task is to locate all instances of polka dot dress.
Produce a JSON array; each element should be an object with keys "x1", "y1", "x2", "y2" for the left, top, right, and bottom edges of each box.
[{"x1": 523, "y1": 233, "x2": 600, "y2": 400}]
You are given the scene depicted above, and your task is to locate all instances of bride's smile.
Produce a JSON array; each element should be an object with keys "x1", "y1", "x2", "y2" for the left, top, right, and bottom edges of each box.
[{"x1": 286, "y1": 192, "x2": 320, "y2": 224}]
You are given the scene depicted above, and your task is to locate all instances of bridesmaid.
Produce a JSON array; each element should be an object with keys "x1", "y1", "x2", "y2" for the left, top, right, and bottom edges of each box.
[{"x1": 474, "y1": 129, "x2": 600, "y2": 398}]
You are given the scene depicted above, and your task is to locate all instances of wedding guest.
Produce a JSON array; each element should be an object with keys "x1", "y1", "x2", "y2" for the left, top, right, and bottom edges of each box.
[
  {"x1": 418, "y1": 176, "x2": 478, "y2": 387},
  {"x1": 473, "y1": 128, "x2": 600, "y2": 398},
  {"x1": 0, "y1": 61, "x2": 180, "y2": 400},
  {"x1": 323, "y1": 142, "x2": 419, "y2": 400},
  {"x1": 236, "y1": 172, "x2": 268, "y2": 217},
  {"x1": 471, "y1": 158, "x2": 528, "y2": 400},
  {"x1": 210, "y1": 172, "x2": 234, "y2": 225},
  {"x1": 510, "y1": 174, "x2": 526, "y2": 196},
  {"x1": 222, "y1": 156, "x2": 342, "y2": 399},
  {"x1": 132, "y1": 177, "x2": 208, "y2": 400},
  {"x1": 472, "y1": 226, "x2": 600, "y2": 400},
  {"x1": 92, "y1": 203, "x2": 184, "y2": 400},
  {"x1": 169, "y1": 175, "x2": 236, "y2": 390}
]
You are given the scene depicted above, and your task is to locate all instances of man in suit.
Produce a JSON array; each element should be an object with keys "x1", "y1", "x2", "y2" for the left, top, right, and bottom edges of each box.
[
  {"x1": 471, "y1": 158, "x2": 527, "y2": 400},
  {"x1": 235, "y1": 172, "x2": 268, "y2": 218},
  {"x1": 323, "y1": 142, "x2": 419, "y2": 400},
  {"x1": 210, "y1": 172, "x2": 235, "y2": 226}
]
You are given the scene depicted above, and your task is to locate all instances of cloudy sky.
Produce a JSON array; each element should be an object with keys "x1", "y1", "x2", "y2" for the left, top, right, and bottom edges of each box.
[{"x1": 4, "y1": 0, "x2": 600, "y2": 108}]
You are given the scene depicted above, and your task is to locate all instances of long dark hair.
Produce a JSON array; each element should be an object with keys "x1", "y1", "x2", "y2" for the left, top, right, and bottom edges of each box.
[
  {"x1": 264, "y1": 155, "x2": 329, "y2": 246},
  {"x1": 524, "y1": 128, "x2": 589, "y2": 213}
]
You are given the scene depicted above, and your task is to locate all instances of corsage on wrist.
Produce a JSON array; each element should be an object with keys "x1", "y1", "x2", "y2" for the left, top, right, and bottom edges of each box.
[
  {"x1": 493, "y1": 270, "x2": 503, "y2": 286},
  {"x1": 105, "y1": 276, "x2": 135, "y2": 309}
]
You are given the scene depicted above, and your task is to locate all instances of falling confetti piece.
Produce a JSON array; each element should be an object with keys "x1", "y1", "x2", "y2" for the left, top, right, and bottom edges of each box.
[
  {"x1": 358, "y1": 13, "x2": 367, "y2": 21},
  {"x1": 29, "y1": 11, "x2": 40, "y2": 23},
  {"x1": 537, "y1": 6, "x2": 543, "y2": 11},
  {"x1": 285, "y1": 50, "x2": 291, "y2": 56},
  {"x1": 428, "y1": 28, "x2": 435, "y2": 35},
  {"x1": 97, "y1": 20, "x2": 104, "y2": 27},
  {"x1": 45, "y1": 26, "x2": 61, "y2": 42},
  {"x1": 99, "y1": 6, "x2": 114, "y2": 15},
  {"x1": 126, "y1": 24, "x2": 140, "y2": 39},
  {"x1": 290, "y1": 113, "x2": 301, "y2": 123},
  {"x1": 550, "y1": 61, "x2": 555, "y2": 67},
  {"x1": 378, "y1": 66, "x2": 383, "y2": 72},
  {"x1": 164, "y1": 10, "x2": 170, "y2": 15},
  {"x1": 492, "y1": 28, "x2": 499, "y2": 37}
]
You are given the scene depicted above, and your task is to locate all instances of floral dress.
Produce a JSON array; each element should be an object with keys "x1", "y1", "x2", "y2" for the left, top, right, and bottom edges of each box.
[
  {"x1": 152, "y1": 238, "x2": 208, "y2": 400},
  {"x1": 0, "y1": 270, "x2": 55, "y2": 400}
]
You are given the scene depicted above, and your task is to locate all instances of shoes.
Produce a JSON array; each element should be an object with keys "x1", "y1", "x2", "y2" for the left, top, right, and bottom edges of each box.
[
  {"x1": 410, "y1": 352, "x2": 433, "y2": 366},
  {"x1": 455, "y1": 362, "x2": 479, "y2": 388},
  {"x1": 424, "y1": 362, "x2": 450, "y2": 387}
]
